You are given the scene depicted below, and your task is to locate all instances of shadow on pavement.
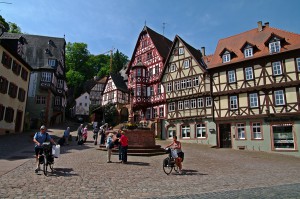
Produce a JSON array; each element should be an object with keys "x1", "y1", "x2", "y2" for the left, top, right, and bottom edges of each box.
[
  {"x1": 51, "y1": 168, "x2": 78, "y2": 177},
  {"x1": 176, "y1": 169, "x2": 208, "y2": 176},
  {"x1": 123, "y1": 161, "x2": 150, "y2": 166}
]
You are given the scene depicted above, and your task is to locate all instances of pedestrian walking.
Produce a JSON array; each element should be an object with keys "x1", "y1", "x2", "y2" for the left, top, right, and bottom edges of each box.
[{"x1": 63, "y1": 127, "x2": 70, "y2": 145}]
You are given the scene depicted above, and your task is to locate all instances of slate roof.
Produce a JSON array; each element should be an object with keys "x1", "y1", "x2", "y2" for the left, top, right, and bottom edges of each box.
[
  {"x1": 206, "y1": 23, "x2": 300, "y2": 69},
  {"x1": 1, "y1": 32, "x2": 65, "y2": 70},
  {"x1": 110, "y1": 73, "x2": 128, "y2": 93},
  {"x1": 127, "y1": 26, "x2": 172, "y2": 74}
]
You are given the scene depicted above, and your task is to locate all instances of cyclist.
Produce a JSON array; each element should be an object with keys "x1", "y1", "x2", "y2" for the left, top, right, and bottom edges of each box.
[
  {"x1": 33, "y1": 125, "x2": 56, "y2": 173},
  {"x1": 165, "y1": 135, "x2": 183, "y2": 174}
]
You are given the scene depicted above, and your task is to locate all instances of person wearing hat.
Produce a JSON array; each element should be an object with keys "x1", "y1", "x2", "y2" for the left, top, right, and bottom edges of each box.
[{"x1": 33, "y1": 125, "x2": 56, "y2": 173}]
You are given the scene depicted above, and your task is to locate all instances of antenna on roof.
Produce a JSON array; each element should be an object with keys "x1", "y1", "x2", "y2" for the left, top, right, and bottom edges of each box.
[
  {"x1": 163, "y1": 22, "x2": 167, "y2": 36},
  {"x1": 144, "y1": 20, "x2": 147, "y2": 27}
]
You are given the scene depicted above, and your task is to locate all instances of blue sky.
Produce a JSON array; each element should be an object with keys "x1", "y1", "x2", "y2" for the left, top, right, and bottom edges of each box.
[{"x1": 1, "y1": 0, "x2": 300, "y2": 58}]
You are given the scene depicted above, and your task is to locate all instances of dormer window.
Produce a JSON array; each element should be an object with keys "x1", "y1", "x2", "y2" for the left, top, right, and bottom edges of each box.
[
  {"x1": 244, "y1": 48, "x2": 253, "y2": 58},
  {"x1": 269, "y1": 41, "x2": 281, "y2": 54},
  {"x1": 183, "y1": 59, "x2": 190, "y2": 69},
  {"x1": 222, "y1": 53, "x2": 231, "y2": 63},
  {"x1": 169, "y1": 64, "x2": 176, "y2": 72}
]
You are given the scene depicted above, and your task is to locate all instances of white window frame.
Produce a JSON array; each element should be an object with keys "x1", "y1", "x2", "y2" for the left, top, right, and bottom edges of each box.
[
  {"x1": 175, "y1": 81, "x2": 180, "y2": 90},
  {"x1": 196, "y1": 123, "x2": 206, "y2": 138},
  {"x1": 252, "y1": 122, "x2": 262, "y2": 139},
  {"x1": 178, "y1": 101, "x2": 183, "y2": 110},
  {"x1": 184, "y1": 100, "x2": 190, "y2": 109},
  {"x1": 48, "y1": 59, "x2": 56, "y2": 67},
  {"x1": 181, "y1": 125, "x2": 190, "y2": 138},
  {"x1": 168, "y1": 102, "x2": 175, "y2": 112},
  {"x1": 193, "y1": 76, "x2": 199, "y2": 86},
  {"x1": 272, "y1": 61, "x2": 282, "y2": 76},
  {"x1": 269, "y1": 41, "x2": 281, "y2": 54},
  {"x1": 167, "y1": 83, "x2": 172, "y2": 92},
  {"x1": 181, "y1": 79, "x2": 186, "y2": 89},
  {"x1": 197, "y1": 98, "x2": 204, "y2": 108},
  {"x1": 244, "y1": 48, "x2": 253, "y2": 58},
  {"x1": 274, "y1": 90, "x2": 285, "y2": 105},
  {"x1": 186, "y1": 78, "x2": 192, "y2": 88},
  {"x1": 191, "y1": 99, "x2": 196, "y2": 108},
  {"x1": 179, "y1": 47, "x2": 184, "y2": 55},
  {"x1": 222, "y1": 53, "x2": 230, "y2": 63},
  {"x1": 170, "y1": 64, "x2": 176, "y2": 72},
  {"x1": 237, "y1": 123, "x2": 245, "y2": 139},
  {"x1": 206, "y1": 97, "x2": 212, "y2": 107},
  {"x1": 41, "y1": 72, "x2": 52, "y2": 82},
  {"x1": 249, "y1": 93, "x2": 258, "y2": 108},
  {"x1": 183, "y1": 59, "x2": 190, "y2": 69},
  {"x1": 230, "y1": 96, "x2": 238, "y2": 110},
  {"x1": 228, "y1": 70, "x2": 236, "y2": 83},
  {"x1": 245, "y1": 67, "x2": 253, "y2": 80}
]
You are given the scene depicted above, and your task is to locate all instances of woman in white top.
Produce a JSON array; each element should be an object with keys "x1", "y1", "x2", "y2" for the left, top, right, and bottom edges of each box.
[{"x1": 166, "y1": 135, "x2": 183, "y2": 173}]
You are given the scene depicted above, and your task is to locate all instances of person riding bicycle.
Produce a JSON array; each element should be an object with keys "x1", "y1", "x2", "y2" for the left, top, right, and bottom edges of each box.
[
  {"x1": 165, "y1": 135, "x2": 183, "y2": 174},
  {"x1": 33, "y1": 125, "x2": 56, "y2": 173}
]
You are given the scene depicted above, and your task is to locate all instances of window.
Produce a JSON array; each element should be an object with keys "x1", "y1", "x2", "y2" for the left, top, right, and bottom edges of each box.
[
  {"x1": 0, "y1": 76, "x2": 8, "y2": 94},
  {"x1": 0, "y1": 104, "x2": 4, "y2": 121},
  {"x1": 4, "y1": 107, "x2": 14, "y2": 123},
  {"x1": 155, "y1": 65, "x2": 159, "y2": 75},
  {"x1": 228, "y1": 70, "x2": 236, "y2": 83},
  {"x1": 152, "y1": 108, "x2": 157, "y2": 118},
  {"x1": 12, "y1": 61, "x2": 21, "y2": 75},
  {"x1": 167, "y1": 83, "x2": 172, "y2": 92},
  {"x1": 169, "y1": 64, "x2": 176, "y2": 72},
  {"x1": 146, "y1": 108, "x2": 151, "y2": 119},
  {"x1": 272, "y1": 61, "x2": 282, "y2": 76},
  {"x1": 269, "y1": 41, "x2": 281, "y2": 54},
  {"x1": 297, "y1": 58, "x2": 300, "y2": 71},
  {"x1": 55, "y1": 97, "x2": 61, "y2": 106},
  {"x1": 244, "y1": 48, "x2": 253, "y2": 58},
  {"x1": 186, "y1": 79, "x2": 192, "y2": 88},
  {"x1": 41, "y1": 72, "x2": 52, "y2": 82},
  {"x1": 57, "y1": 79, "x2": 64, "y2": 89},
  {"x1": 168, "y1": 127, "x2": 176, "y2": 139},
  {"x1": 136, "y1": 68, "x2": 141, "y2": 77},
  {"x1": 222, "y1": 53, "x2": 230, "y2": 63},
  {"x1": 193, "y1": 76, "x2": 199, "y2": 86},
  {"x1": 168, "y1": 102, "x2": 175, "y2": 112},
  {"x1": 175, "y1": 81, "x2": 180, "y2": 90},
  {"x1": 18, "y1": 88, "x2": 26, "y2": 102},
  {"x1": 21, "y1": 68, "x2": 28, "y2": 81},
  {"x1": 184, "y1": 100, "x2": 189, "y2": 109},
  {"x1": 272, "y1": 124, "x2": 294, "y2": 149},
  {"x1": 157, "y1": 84, "x2": 161, "y2": 94},
  {"x1": 191, "y1": 99, "x2": 196, "y2": 108},
  {"x1": 237, "y1": 123, "x2": 245, "y2": 139},
  {"x1": 137, "y1": 56, "x2": 142, "y2": 63},
  {"x1": 142, "y1": 40, "x2": 148, "y2": 48},
  {"x1": 159, "y1": 107, "x2": 164, "y2": 117},
  {"x1": 181, "y1": 79, "x2": 186, "y2": 89},
  {"x1": 136, "y1": 86, "x2": 141, "y2": 96},
  {"x1": 150, "y1": 86, "x2": 154, "y2": 96},
  {"x1": 1, "y1": 52, "x2": 12, "y2": 69},
  {"x1": 181, "y1": 125, "x2": 190, "y2": 138},
  {"x1": 48, "y1": 59, "x2": 57, "y2": 67},
  {"x1": 196, "y1": 124, "x2": 206, "y2": 138},
  {"x1": 245, "y1": 67, "x2": 253, "y2": 80},
  {"x1": 204, "y1": 97, "x2": 211, "y2": 107},
  {"x1": 146, "y1": 52, "x2": 152, "y2": 60},
  {"x1": 230, "y1": 96, "x2": 238, "y2": 110},
  {"x1": 8, "y1": 83, "x2": 18, "y2": 98},
  {"x1": 183, "y1": 60, "x2": 190, "y2": 69},
  {"x1": 148, "y1": 68, "x2": 153, "y2": 76},
  {"x1": 249, "y1": 93, "x2": 259, "y2": 108},
  {"x1": 179, "y1": 47, "x2": 184, "y2": 55},
  {"x1": 178, "y1": 101, "x2": 183, "y2": 110},
  {"x1": 197, "y1": 98, "x2": 204, "y2": 108},
  {"x1": 274, "y1": 90, "x2": 285, "y2": 105},
  {"x1": 252, "y1": 122, "x2": 262, "y2": 139},
  {"x1": 36, "y1": 96, "x2": 46, "y2": 104}
]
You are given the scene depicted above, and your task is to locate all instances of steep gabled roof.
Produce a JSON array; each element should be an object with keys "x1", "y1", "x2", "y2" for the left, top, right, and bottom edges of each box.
[
  {"x1": 127, "y1": 26, "x2": 172, "y2": 74},
  {"x1": 160, "y1": 35, "x2": 207, "y2": 81},
  {"x1": 108, "y1": 73, "x2": 128, "y2": 93},
  {"x1": 207, "y1": 23, "x2": 300, "y2": 69}
]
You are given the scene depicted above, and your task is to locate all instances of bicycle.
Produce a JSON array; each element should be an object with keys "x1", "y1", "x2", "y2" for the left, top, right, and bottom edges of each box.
[
  {"x1": 162, "y1": 148, "x2": 180, "y2": 175},
  {"x1": 38, "y1": 142, "x2": 55, "y2": 176}
]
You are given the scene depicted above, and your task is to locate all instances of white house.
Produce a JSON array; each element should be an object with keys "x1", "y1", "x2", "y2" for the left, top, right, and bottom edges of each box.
[{"x1": 74, "y1": 92, "x2": 90, "y2": 121}]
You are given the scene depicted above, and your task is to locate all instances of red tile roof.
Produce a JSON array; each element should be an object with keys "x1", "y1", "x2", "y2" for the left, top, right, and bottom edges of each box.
[{"x1": 206, "y1": 24, "x2": 300, "y2": 69}]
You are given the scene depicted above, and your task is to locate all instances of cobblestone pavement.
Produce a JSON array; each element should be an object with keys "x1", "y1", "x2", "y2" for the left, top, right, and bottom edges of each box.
[{"x1": 1, "y1": 124, "x2": 300, "y2": 198}]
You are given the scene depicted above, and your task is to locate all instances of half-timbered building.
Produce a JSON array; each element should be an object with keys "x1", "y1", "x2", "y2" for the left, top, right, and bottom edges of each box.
[
  {"x1": 126, "y1": 26, "x2": 172, "y2": 136},
  {"x1": 161, "y1": 35, "x2": 215, "y2": 143},
  {"x1": 206, "y1": 21, "x2": 300, "y2": 156}
]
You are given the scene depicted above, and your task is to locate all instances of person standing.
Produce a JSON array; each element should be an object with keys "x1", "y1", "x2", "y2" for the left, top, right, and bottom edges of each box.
[
  {"x1": 115, "y1": 130, "x2": 122, "y2": 162},
  {"x1": 82, "y1": 125, "x2": 88, "y2": 143},
  {"x1": 77, "y1": 124, "x2": 83, "y2": 141},
  {"x1": 63, "y1": 127, "x2": 70, "y2": 145},
  {"x1": 105, "y1": 133, "x2": 114, "y2": 163},
  {"x1": 119, "y1": 131, "x2": 128, "y2": 163},
  {"x1": 99, "y1": 127, "x2": 105, "y2": 145},
  {"x1": 33, "y1": 125, "x2": 56, "y2": 173},
  {"x1": 93, "y1": 125, "x2": 99, "y2": 145}
]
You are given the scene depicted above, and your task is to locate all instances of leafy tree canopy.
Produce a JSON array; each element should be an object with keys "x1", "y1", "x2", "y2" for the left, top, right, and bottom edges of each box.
[
  {"x1": 0, "y1": 15, "x2": 9, "y2": 31},
  {"x1": 8, "y1": 22, "x2": 22, "y2": 33}
]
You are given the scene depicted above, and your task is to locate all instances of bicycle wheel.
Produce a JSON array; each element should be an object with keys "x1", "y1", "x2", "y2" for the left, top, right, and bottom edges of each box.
[
  {"x1": 163, "y1": 158, "x2": 173, "y2": 175},
  {"x1": 43, "y1": 157, "x2": 48, "y2": 176}
]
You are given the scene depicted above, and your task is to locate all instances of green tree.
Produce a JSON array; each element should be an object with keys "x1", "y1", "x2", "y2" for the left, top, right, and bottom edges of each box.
[
  {"x1": 111, "y1": 49, "x2": 128, "y2": 74},
  {"x1": 66, "y1": 69, "x2": 85, "y2": 97},
  {"x1": 8, "y1": 22, "x2": 21, "y2": 33},
  {"x1": 103, "y1": 102, "x2": 118, "y2": 126},
  {"x1": 0, "y1": 15, "x2": 10, "y2": 31}
]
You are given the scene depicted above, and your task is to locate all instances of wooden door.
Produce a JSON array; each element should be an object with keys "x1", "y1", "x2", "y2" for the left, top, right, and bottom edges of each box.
[{"x1": 219, "y1": 123, "x2": 232, "y2": 148}]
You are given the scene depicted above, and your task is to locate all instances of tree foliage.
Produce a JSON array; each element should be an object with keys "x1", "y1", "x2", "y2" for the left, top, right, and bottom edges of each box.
[
  {"x1": 8, "y1": 22, "x2": 22, "y2": 33},
  {"x1": 0, "y1": 15, "x2": 9, "y2": 31}
]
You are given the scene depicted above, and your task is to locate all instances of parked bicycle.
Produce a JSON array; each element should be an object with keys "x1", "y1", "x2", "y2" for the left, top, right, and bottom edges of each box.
[
  {"x1": 162, "y1": 148, "x2": 180, "y2": 175},
  {"x1": 38, "y1": 142, "x2": 55, "y2": 176}
]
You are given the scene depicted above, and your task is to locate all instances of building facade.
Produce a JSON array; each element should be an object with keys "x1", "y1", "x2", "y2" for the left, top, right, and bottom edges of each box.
[
  {"x1": 161, "y1": 35, "x2": 216, "y2": 143},
  {"x1": 0, "y1": 40, "x2": 32, "y2": 134},
  {"x1": 206, "y1": 21, "x2": 300, "y2": 156}
]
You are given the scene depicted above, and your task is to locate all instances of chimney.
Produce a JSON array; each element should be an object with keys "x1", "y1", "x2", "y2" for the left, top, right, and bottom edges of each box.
[
  {"x1": 201, "y1": 47, "x2": 206, "y2": 56},
  {"x1": 257, "y1": 21, "x2": 263, "y2": 32},
  {"x1": 264, "y1": 22, "x2": 269, "y2": 27}
]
